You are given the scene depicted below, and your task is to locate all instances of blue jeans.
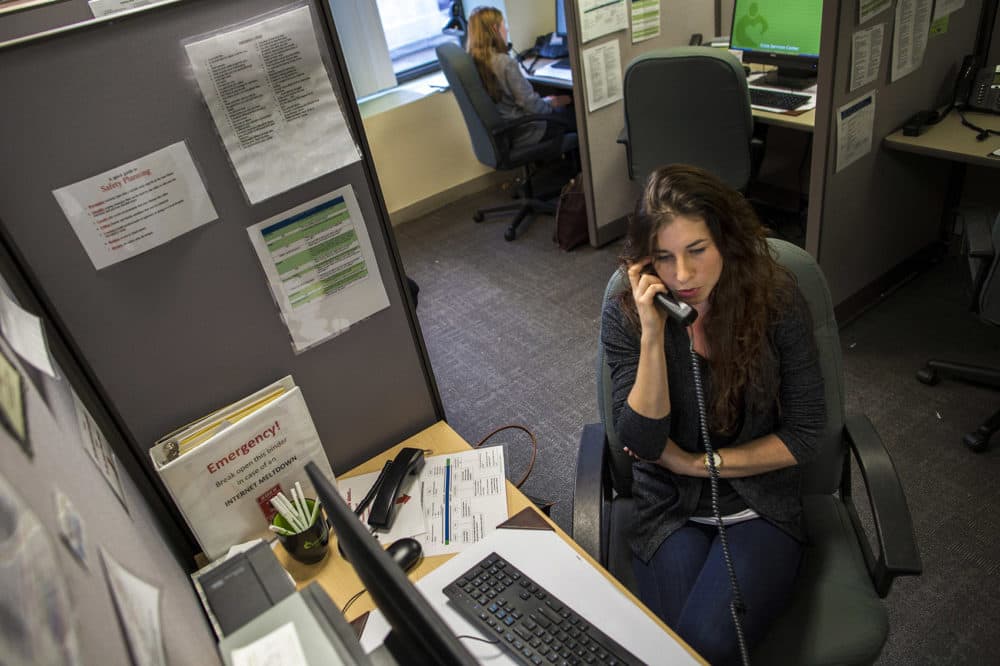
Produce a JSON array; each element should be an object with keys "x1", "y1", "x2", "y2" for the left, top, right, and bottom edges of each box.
[{"x1": 632, "y1": 519, "x2": 801, "y2": 665}]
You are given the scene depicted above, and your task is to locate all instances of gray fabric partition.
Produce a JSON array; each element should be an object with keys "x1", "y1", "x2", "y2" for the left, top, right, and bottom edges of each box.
[{"x1": 0, "y1": 0, "x2": 442, "y2": 556}]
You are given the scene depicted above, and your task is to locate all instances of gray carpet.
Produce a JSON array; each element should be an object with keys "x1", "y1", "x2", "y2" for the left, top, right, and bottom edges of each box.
[{"x1": 394, "y1": 188, "x2": 999, "y2": 664}]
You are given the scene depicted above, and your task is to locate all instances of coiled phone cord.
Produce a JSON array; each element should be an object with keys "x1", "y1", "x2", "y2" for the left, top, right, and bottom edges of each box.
[{"x1": 687, "y1": 335, "x2": 751, "y2": 666}]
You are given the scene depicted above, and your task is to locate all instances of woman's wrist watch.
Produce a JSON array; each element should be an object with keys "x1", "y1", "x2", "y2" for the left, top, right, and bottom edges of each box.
[{"x1": 704, "y1": 451, "x2": 723, "y2": 471}]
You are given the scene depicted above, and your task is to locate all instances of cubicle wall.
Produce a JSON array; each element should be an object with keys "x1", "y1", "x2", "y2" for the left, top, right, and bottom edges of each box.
[
  {"x1": 0, "y1": 0, "x2": 443, "y2": 559},
  {"x1": 0, "y1": 267, "x2": 219, "y2": 664},
  {"x1": 807, "y1": 0, "x2": 984, "y2": 308},
  {"x1": 563, "y1": 0, "x2": 717, "y2": 246}
]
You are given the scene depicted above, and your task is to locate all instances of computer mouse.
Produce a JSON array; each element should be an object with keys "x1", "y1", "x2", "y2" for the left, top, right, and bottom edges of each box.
[{"x1": 386, "y1": 537, "x2": 423, "y2": 572}]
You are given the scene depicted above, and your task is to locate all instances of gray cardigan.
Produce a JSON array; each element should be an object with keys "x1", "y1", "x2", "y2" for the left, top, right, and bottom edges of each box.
[
  {"x1": 487, "y1": 51, "x2": 553, "y2": 148},
  {"x1": 601, "y1": 286, "x2": 825, "y2": 562}
]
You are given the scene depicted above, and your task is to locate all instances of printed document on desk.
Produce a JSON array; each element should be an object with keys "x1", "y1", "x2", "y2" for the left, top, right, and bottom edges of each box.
[
  {"x1": 533, "y1": 61, "x2": 573, "y2": 83},
  {"x1": 359, "y1": 528, "x2": 699, "y2": 664},
  {"x1": 419, "y1": 448, "x2": 508, "y2": 556}
]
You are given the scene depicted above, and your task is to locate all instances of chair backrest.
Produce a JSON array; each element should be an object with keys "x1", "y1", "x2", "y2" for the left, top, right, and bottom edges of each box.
[
  {"x1": 435, "y1": 42, "x2": 506, "y2": 169},
  {"x1": 597, "y1": 239, "x2": 847, "y2": 498},
  {"x1": 622, "y1": 47, "x2": 753, "y2": 189}
]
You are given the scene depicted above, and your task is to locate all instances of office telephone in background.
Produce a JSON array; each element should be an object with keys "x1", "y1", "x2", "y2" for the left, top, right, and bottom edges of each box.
[
  {"x1": 367, "y1": 447, "x2": 425, "y2": 529},
  {"x1": 954, "y1": 55, "x2": 1000, "y2": 113},
  {"x1": 535, "y1": 32, "x2": 568, "y2": 59}
]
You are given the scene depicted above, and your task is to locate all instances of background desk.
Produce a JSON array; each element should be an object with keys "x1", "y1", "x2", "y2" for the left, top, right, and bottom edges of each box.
[
  {"x1": 272, "y1": 421, "x2": 698, "y2": 663},
  {"x1": 884, "y1": 110, "x2": 1000, "y2": 167}
]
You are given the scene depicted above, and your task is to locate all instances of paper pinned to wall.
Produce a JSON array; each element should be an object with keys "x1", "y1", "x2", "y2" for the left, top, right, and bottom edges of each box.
[
  {"x1": 247, "y1": 186, "x2": 389, "y2": 354},
  {"x1": 52, "y1": 141, "x2": 218, "y2": 270},
  {"x1": 850, "y1": 23, "x2": 885, "y2": 91},
  {"x1": 579, "y1": 0, "x2": 628, "y2": 43},
  {"x1": 0, "y1": 288, "x2": 57, "y2": 379},
  {"x1": 582, "y1": 39, "x2": 623, "y2": 112},
  {"x1": 836, "y1": 91, "x2": 876, "y2": 173},
  {"x1": 891, "y1": 0, "x2": 933, "y2": 82},
  {"x1": 100, "y1": 548, "x2": 167, "y2": 666},
  {"x1": 933, "y1": 0, "x2": 965, "y2": 20},
  {"x1": 859, "y1": 0, "x2": 892, "y2": 24},
  {"x1": 184, "y1": 4, "x2": 360, "y2": 204},
  {"x1": 630, "y1": 0, "x2": 660, "y2": 43}
]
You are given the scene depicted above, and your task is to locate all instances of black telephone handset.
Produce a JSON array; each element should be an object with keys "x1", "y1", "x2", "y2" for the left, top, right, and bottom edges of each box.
[
  {"x1": 954, "y1": 54, "x2": 980, "y2": 107},
  {"x1": 367, "y1": 447, "x2": 425, "y2": 530},
  {"x1": 638, "y1": 265, "x2": 698, "y2": 326},
  {"x1": 654, "y1": 292, "x2": 697, "y2": 327}
]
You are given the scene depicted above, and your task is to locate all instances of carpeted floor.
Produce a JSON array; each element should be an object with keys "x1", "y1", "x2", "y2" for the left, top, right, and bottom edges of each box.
[{"x1": 393, "y1": 187, "x2": 999, "y2": 665}]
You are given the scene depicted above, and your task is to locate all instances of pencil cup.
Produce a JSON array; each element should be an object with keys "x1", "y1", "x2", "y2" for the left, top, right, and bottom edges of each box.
[{"x1": 272, "y1": 498, "x2": 329, "y2": 564}]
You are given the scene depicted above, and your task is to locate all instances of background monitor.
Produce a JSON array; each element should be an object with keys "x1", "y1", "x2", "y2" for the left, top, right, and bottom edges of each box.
[
  {"x1": 729, "y1": 0, "x2": 823, "y2": 89},
  {"x1": 304, "y1": 462, "x2": 477, "y2": 666},
  {"x1": 556, "y1": 0, "x2": 567, "y2": 38}
]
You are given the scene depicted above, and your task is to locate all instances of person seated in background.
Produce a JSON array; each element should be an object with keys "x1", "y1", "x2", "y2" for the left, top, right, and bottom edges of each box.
[
  {"x1": 466, "y1": 6, "x2": 575, "y2": 149},
  {"x1": 602, "y1": 165, "x2": 825, "y2": 664}
]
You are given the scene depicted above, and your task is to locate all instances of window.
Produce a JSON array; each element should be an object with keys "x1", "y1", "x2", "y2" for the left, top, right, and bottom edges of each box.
[{"x1": 375, "y1": 0, "x2": 459, "y2": 81}]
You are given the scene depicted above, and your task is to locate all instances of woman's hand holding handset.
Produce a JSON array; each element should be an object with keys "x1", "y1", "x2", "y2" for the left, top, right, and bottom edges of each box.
[{"x1": 627, "y1": 260, "x2": 669, "y2": 336}]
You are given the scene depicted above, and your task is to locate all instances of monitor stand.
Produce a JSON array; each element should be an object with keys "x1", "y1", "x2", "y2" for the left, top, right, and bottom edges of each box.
[{"x1": 756, "y1": 69, "x2": 816, "y2": 90}]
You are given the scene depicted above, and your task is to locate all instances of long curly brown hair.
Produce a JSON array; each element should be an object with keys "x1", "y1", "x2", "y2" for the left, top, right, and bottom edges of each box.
[
  {"x1": 619, "y1": 165, "x2": 795, "y2": 433},
  {"x1": 466, "y1": 6, "x2": 508, "y2": 102}
]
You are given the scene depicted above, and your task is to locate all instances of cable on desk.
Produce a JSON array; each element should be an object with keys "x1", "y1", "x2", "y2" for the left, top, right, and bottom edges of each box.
[
  {"x1": 958, "y1": 107, "x2": 1000, "y2": 141},
  {"x1": 474, "y1": 424, "x2": 537, "y2": 488},
  {"x1": 341, "y1": 588, "x2": 366, "y2": 615}
]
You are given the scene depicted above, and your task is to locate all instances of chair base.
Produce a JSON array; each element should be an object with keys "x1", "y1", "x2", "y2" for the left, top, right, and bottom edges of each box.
[
  {"x1": 917, "y1": 360, "x2": 1000, "y2": 452},
  {"x1": 472, "y1": 198, "x2": 557, "y2": 241}
]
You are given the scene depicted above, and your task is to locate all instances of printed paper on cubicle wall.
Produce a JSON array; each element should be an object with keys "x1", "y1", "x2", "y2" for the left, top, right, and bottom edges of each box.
[
  {"x1": 246, "y1": 186, "x2": 389, "y2": 353},
  {"x1": 51, "y1": 141, "x2": 217, "y2": 270},
  {"x1": 150, "y1": 377, "x2": 336, "y2": 560},
  {"x1": 183, "y1": 3, "x2": 360, "y2": 204}
]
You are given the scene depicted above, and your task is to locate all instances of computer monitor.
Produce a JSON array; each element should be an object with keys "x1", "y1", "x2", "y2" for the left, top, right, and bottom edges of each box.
[
  {"x1": 729, "y1": 0, "x2": 823, "y2": 89},
  {"x1": 304, "y1": 462, "x2": 477, "y2": 666},
  {"x1": 555, "y1": 0, "x2": 568, "y2": 38}
]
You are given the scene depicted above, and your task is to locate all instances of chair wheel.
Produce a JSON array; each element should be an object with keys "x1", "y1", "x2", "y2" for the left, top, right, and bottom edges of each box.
[
  {"x1": 504, "y1": 227, "x2": 516, "y2": 241},
  {"x1": 963, "y1": 430, "x2": 991, "y2": 453},
  {"x1": 915, "y1": 367, "x2": 939, "y2": 385},
  {"x1": 473, "y1": 211, "x2": 485, "y2": 222}
]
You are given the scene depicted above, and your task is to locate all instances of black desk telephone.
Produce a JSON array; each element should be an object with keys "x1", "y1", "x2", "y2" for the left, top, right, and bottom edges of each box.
[{"x1": 955, "y1": 55, "x2": 1000, "y2": 113}]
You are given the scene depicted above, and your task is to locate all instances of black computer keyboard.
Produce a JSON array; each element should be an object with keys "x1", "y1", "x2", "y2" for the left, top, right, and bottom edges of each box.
[
  {"x1": 442, "y1": 552, "x2": 643, "y2": 666},
  {"x1": 749, "y1": 87, "x2": 811, "y2": 111},
  {"x1": 551, "y1": 58, "x2": 571, "y2": 69}
]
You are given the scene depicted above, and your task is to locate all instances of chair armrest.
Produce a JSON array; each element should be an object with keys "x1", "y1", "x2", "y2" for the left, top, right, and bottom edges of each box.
[
  {"x1": 573, "y1": 423, "x2": 610, "y2": 563},
  {"x1": 842, "y1": 413, "x2": 923, "y2": 597}
]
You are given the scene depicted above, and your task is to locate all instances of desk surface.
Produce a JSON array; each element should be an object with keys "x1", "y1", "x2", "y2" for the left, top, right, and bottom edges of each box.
[
  {"x1": 884, "y1": 110, "x2": 1000, "y2": 167},
  {"x1": 273, "y1": 421, "x2": 703, "y2": 663}
]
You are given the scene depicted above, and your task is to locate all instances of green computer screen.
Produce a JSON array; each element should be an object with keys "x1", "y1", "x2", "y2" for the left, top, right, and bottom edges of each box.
[{"x1": 730, "y1": 0, "x2": 823, "y2": 57}]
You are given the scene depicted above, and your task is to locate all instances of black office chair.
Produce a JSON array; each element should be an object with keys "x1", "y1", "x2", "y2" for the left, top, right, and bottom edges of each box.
[
  {"x1": 573, "y1": 238, "x2": 922, "y2": 665},
  {"x1": 917, "y1": 207, "x2": 1000, "y2": 451},
  {"x1": 617, "y1": 47, "x2": 760, "y2": 190},
  {"x1": 435, "y1": 42, "x2": 578, "y2": 241}
]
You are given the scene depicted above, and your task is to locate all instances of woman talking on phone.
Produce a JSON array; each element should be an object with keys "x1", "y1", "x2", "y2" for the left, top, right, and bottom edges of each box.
[
  {"x1": 466, "y1": 6, "x2": 574, "y2": 149},
  {"x1": 601, "y1": 165, "x2": 825, "y2": 665}
]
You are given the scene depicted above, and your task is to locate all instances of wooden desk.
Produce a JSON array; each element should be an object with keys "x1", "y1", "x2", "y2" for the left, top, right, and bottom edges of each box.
[
  {"x1": 753, "y1": 107, "x2": 815, "y2": 131},
  {"x1": 883, "y1": 110, "x2": 1000, "y2": 167},
  {"x1": 272, "y1": 421, "x2": 703, "y2": 662}
]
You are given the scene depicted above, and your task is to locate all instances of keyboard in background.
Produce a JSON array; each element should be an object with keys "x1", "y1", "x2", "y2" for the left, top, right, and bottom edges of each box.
[
  {"x1": 551, "y1": 58, "x2": 571, "y2": 70},
  {"x1": 749, "y1": 87, "x2": 812, "y2": 111},
  {"x1": 442, "y1": 552, "x2": 643, "y2": 666}
]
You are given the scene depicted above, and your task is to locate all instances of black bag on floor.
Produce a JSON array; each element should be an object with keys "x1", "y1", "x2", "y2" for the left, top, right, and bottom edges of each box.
[{"x1": 553, "y1": 174, "x2": 588, "y2": 251}]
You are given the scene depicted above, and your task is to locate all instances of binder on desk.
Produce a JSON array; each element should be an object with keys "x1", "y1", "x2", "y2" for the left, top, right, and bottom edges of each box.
[{"x1": 150, "y1": 375, "x2": 336, "y2": 560}]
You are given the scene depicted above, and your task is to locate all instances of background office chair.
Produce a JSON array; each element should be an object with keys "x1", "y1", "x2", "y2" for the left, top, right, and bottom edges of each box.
[
  {"x1": 574, "y1": 238, "x2": 922, "y2": 665},
  {"x1": 917, "y1": 207, "x2": 1000, "y2": 451},
  {"x1": 436, "y1": 43, "x2": 578, "y2": 241},
  {"x1": 617, "y1": 47, "x2": 759, "y2": 189}
]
